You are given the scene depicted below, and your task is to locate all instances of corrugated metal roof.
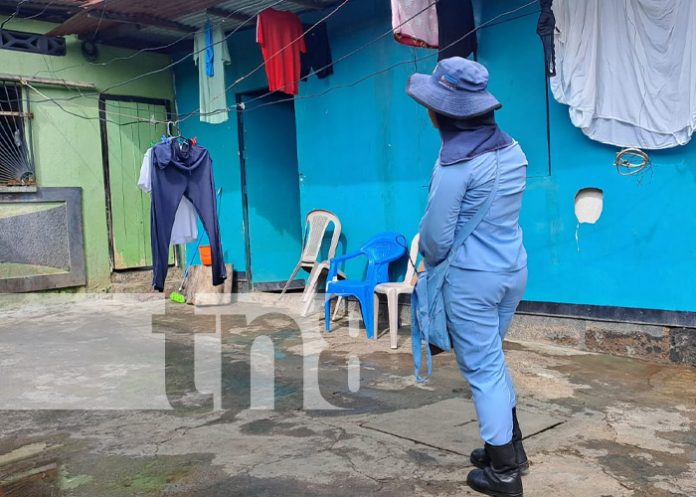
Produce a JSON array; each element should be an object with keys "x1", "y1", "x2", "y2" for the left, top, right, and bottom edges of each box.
[
  {"x1": 178, "y1": 0, "x2": 312, "y2": 30},
  {"x1": 33, "y1": 1, "x2": 333, "y2": 33},
  {"x1": 10, "y1": 0, "x2": 336, "y2": 49}
]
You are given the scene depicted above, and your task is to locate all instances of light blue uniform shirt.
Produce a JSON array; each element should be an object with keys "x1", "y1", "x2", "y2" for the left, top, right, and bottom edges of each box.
[{"x1": 419, "y1": 142, "x2": 528, "y2": 271}]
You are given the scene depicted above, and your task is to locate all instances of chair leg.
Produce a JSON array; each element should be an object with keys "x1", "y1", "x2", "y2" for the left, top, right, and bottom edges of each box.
[
  {"x1": 301, "y1": 291, "x2": 315, "y2": 317},
  {"x1": 332, "y1": 296, "x2": 343, "y2": 321},
  {"x1": 280, "y1": 262, "x2": 302, "y2": 298},
  {"x1": 301, "y1": 265, "x2": 323, "y2": 317},
  {"x1": 302, "y1": 264, "x2": 322, "y2": 303},
  {"x1": 387, "y1": 292, "x2": 399, "y2": 349},
  {"x1": 324, "y1": 295, "x2": 333, "y2": 332},
  {"x1": 356, "y1": 294, "x2": 375, "y2": 340},
  {"x1": 373, "y1": 293, "x2": 380, "y2": 339}
]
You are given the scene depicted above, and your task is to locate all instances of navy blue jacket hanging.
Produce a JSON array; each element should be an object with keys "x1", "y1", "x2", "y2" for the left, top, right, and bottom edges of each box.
[{"x1": 437, "y1": 0, "x2": 477, "y2": 61}]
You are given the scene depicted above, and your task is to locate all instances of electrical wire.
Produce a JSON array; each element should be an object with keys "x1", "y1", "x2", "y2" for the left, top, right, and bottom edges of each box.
[
  {"x1": 208, "y1": 0, "x2": 538, "y2": 119},
  {"x1": 0, "y1": 0, "x2": 292, "y2": 125},
  {"x1": 16, "y1": 0, "x2": 59, "y2": 22},
  {"x1": 94, "y1": 0, "x2": 291, "y2": 95},
  {"x1": 184, "y1": 0, "x2": 350, "y2": 120},
  {"x1": 219, "y1": 0, "x2": 443, "y2": 117},
  {"x1": 5, "y1": 0, "x2": 429, "y2": 121},
  {"x1": 29, "y1": 0, "x2": 289, "y2": 99},
  {"x1": 175, "y1": 0, "x2": 440, "y2": 122},
  {"x1": 24, "y1": 82, "x2": 129, "y2": 126},
  {"x1": 4, "y1": 0, "x2": 537, "y2": 126},
  {"x1": 250, "y1": 1, "x2": 439, "y2": 93},
  {"x1": 91, "y1": 0, "x2": 108, "y2": 39},
  {"x1": 11, "y1": 0, "x2": 350, "y2": 124},
  {"x1": 0, "y1": 0, "x2": 538, "y2": 185},
  {"x1": 0, "y1": 0, "x2": 30, "y2": 31},
  {"x1": 24, "y1": 0, "x2": 405, "y2": 110},
  {"x1": 31, "y1": 1, "x2": 269, "y2": 77}
]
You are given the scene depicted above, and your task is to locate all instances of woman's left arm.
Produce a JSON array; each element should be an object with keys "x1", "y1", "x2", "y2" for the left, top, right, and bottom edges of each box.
[{"x1": 418, "y1": 163, "x2": 469, "y2": 266}]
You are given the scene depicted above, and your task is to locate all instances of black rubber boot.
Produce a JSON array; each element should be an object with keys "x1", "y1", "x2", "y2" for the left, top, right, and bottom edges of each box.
[
  {"x1": 470, "y1": 408, "x2": 529, "y2": 474},
  {"x1": 466, "y1": 442, "x2": 523, "y2": 497}
]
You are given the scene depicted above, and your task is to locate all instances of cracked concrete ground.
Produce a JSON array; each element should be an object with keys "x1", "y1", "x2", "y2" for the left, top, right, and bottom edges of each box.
[{"x1": 0, "y1": 293, "x2": 695, "y2": 496}]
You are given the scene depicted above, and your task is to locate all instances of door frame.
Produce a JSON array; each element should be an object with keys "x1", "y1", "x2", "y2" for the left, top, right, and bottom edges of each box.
[
  {"x1": 98, "y1": 94, "x2": 172, "y2": 271},
  {"x1": 235, "y1": 92, "x2": 257, "y2": 287},
  {"x1": 235, "y1": 90, "x2": 303, "y2": 291}
]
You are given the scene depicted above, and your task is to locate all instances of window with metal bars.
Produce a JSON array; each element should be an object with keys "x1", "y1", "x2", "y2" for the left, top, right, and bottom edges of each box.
[{"x1": 0, "y1": 82, "x2": 35, "y2": 188}]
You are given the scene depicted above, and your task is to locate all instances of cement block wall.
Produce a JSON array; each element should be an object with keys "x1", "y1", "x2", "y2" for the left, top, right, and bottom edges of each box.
[
  {"x1": 385, "y1": 300, "x2": 696, "y2": 367},
  {"x1": 507, "y1": 314, "x2": 696, "y2": 367}
]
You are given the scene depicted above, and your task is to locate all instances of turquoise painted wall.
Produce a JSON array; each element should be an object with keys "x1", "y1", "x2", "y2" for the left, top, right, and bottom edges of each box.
[
  {"x1": 175, "y1": 0, "x2": 438, "y2": 278},
  {"x1": 294, "y1": 1, "x2": 438, "y2": 278},
  {"x1": 175, "y1": 0, "x2": 696, "y2": 312},
  {"x1": 3, "y1": 18, "x2": 175, "y2": 290},
  {"x1": 175, "y1": 28, "x2": 268, "y2": 273},
  {"x1": 473, "y1": 0, "x2": 696, "y2": 312}
]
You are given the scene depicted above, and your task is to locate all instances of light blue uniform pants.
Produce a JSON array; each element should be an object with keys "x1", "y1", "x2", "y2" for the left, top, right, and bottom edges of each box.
[{"x1": 443, "y1": 266, "x2": 528, "y2": 446}]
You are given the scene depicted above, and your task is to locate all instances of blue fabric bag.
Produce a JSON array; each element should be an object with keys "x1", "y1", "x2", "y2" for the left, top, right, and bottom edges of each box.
[{"x1": 411, "y1": 153, "x2": 500, "y2": 382}]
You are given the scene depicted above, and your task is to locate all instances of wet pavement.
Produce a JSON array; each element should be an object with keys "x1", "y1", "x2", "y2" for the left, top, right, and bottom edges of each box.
[{"x1": 0, "y1": 293, "x2": 695, "y2": 496}]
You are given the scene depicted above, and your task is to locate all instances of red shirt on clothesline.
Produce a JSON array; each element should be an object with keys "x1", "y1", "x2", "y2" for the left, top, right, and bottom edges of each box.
[{"x1": 257, "y1": 8, "x2": 307, "y2": 96}]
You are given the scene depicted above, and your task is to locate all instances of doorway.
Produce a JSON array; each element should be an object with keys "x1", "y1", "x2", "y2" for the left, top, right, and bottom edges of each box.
[
  {"x1": 237, "y1": 92, "x2": 302, "y2": 290},
  {"x1": 99, "y1": 95, "x2": 172, "y2": 270}
]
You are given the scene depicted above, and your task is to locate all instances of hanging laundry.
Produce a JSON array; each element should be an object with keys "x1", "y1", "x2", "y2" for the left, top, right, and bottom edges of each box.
[
  {"x1": 551, "y1": 0, "x2": 696, "y2": 149},
  {"x1": 257, "y1": 8, "x2": 306, "y2": 96},
  {"x1": 204, "y1": 20, "x2": 215, "y2": 77},
  {"x1": 391, "y1": 0, "x2": 438, "y2": 49},
  {"x1": 300, "y1": 22, "x2": 334, "y2": 81},
  {"x1": 536, "y1": 0, "x2": 556, "y2": 76},
  {"x1": 436, "y1": 0, "x2": 477, "y2": 60},
  {"x1": 193, "y1": 22, "x2": 230, "y2": 124},
  {"x1": 150, "y1": 140, "x2": 226, "y2": 291},
  {"x1": 138, "y1": 148, "x2": 198, "y2": 246}
]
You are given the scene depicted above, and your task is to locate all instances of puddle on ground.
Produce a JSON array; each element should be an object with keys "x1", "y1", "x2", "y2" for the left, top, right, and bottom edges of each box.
[
  {"x1": 505, "y1": 348, "x2": 591, "y2": 401},
  {"x1": 605, "y1": 403, "x2": 692, "y2": 453}
]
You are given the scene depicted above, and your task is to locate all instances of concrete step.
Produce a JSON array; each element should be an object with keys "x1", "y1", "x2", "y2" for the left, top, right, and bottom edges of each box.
[{"x1": 110, "y1": 267, "x2": 183, "y2": 294}]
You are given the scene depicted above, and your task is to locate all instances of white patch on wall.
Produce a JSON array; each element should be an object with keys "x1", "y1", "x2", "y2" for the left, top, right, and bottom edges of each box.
[{"x1": 574, "y1": 188, "x2": 603, "y2": 251}]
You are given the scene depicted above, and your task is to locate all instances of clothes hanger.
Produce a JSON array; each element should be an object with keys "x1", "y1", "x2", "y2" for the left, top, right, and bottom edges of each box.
[
  {"x1": 165, "y1": 120, "x2": 199, "y2": 146},
  {"x1": 166, "y1": 120, "x2": 180, "y2": 139},
  {"x1": 166, "y1": 120, "x2": 191, "y2": 146}
]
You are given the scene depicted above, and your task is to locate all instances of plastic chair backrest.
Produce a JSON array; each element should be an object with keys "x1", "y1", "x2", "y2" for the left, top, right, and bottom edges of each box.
[
  {"x1": 301, "y1": 209, "x2": 341, "y2": 263},
  {"x1": 403, "y1": 234, "x2": 420, "y2": 284},
  {"x1": 361, "y1": 232, "x2": 407, "y2": 283}
]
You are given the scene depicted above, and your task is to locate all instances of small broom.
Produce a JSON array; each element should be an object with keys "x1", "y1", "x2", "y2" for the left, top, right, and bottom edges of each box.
[
  {"x1": 170, "y1": 188, "x2": 222, "y2": 303},
  {"x1": 170, "y1": 234, "x2": 204, "y2": 303}
]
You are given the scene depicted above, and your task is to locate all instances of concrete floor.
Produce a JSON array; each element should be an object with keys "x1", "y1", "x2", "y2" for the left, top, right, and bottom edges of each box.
[{"x1": 0, "y1": 293, "x2": 695, "y2": 496}]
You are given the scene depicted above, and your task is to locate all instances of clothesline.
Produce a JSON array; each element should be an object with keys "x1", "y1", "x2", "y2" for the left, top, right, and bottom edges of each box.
[
  {"x1": 13, "y1": 0, "x2": 435, "y2": 111},
  {"x1": 187, "y1": 0, "x2": 537, "y2": 122},
  {"x1": 195, "y1": 0, "x2": 349, "y2": 124},
  {"x1": 9, "y1": 1, "x2": 536, "y2": 127}
]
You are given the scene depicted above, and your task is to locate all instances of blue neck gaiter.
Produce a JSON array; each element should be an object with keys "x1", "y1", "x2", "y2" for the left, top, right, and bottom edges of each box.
[{"x1": 438, "y1": 111, "x2": 513, "y2": 166}]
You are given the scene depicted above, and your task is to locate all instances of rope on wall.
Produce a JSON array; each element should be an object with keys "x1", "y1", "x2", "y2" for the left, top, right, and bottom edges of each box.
[{"x1": 614, "y1": 147, "x2": 650, "y2": 176}]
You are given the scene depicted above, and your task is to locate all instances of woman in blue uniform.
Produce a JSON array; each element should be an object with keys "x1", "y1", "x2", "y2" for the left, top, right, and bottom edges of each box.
[{"x1": 407, "y1": 57, "x2": 529, "y2": 497}]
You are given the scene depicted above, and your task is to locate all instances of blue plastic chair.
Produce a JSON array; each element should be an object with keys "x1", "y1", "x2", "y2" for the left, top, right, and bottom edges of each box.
[{"x1": 325, "y1": 232, "x2": 407, "y2": 338}]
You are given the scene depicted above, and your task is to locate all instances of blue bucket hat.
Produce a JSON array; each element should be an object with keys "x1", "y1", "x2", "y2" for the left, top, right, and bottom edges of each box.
[{"x1": 407, "y1": 57, "x2": 501, "y2": 119}]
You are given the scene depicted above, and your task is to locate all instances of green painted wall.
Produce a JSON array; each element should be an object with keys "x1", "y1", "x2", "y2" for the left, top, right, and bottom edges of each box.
[{"x1": 2, "y1": 18, "x2": 174, "y2": 290}]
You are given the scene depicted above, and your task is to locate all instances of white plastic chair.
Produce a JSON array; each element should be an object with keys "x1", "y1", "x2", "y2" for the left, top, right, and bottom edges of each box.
[
  {"x1": 373, "y1": 234, "x2": 420, "y2": 349},
  {"x1": 280, "y1": 209, "x2": 343, "y2": 316}
]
